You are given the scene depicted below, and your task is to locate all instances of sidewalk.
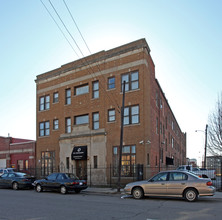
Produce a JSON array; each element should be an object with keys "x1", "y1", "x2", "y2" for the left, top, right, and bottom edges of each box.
[
  {"x1": 85, "y1": 187, "x2": 124, "y2": 194},
  {"x1": 85, "y1": 187, "x2": 222, "y2": 198}
]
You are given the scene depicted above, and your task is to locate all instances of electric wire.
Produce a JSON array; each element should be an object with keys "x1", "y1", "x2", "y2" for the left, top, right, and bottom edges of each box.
[
  {"x1": 41, "y1": 0, "x2": 121, "y2": 112},
  {"x1": 62, "y1": 0, "x2": 121, "y2": 112},
  {"x1": 63, "y1": 0, "x2": 91, "y2": 54},
  {"x1": 40, "y1": 0, "x2": 79, "y2": 58}
]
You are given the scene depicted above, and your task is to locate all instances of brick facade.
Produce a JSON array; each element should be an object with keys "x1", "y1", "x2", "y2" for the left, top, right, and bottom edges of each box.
[
  {"x1": 35, "y1": 38, "x2": 186, "y2": 184},
  {"x1": 0, "y1": 136, "x2": 36, "y2": 170}
]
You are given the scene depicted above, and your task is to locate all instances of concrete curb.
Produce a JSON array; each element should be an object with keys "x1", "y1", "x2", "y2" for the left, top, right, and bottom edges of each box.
[{"x1": 84, "y1": 187, "x2": 222, "y2": 198}]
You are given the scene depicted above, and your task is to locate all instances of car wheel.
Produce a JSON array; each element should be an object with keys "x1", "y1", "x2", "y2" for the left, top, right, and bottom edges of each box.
[
  {"x1": 132, "y1": 187, "x2": 144, "y2": 199},
  {"x1": 75, "y1": 189, "x2": 81, "y2": 194},
  {"x1": 60, "y1": 186, "x2": 67, "y2": 194},
  {"x1": 12, "y1": 182, "x2": 19, "y2": 190},
  {"x1": 36, "y1": 184, "x2": 42, "y2": 193},
  {"x1": 184, "y1": 188, "x2": 198, "y2": 202}
]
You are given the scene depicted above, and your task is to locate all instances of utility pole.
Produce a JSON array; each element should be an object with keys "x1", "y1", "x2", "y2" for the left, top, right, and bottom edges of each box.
[
  {"x1": 117, "y1": 81, "x2": 126, "y2": 192},
  {"x1": 204, "y1": 124, "x2": 208, "y2": 169}
]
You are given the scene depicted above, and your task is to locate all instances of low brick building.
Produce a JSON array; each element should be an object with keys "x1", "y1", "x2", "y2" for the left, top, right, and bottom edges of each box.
[
  {"x1": 35, "y1": 38, "x2": 186, "y2": 185},
  {"x1": 0, "y1": 136, "x2": 36, "y2": 172}
]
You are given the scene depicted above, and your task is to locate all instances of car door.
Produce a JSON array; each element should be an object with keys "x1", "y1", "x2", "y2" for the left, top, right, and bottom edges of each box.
[
  {"x1": 144, "y1": 172, "x2": 168, "y2": 195},
  {"x1": 5, "y1": 173, "x2": 16, "y2": 186},
  {"x1": 55, "y1": 173, "x2": 66, "y2": 188},
  {"x1": 166, "y1": 172, "x2": 188, "y2": 196},
  {"x1": 0, "y1": 173, "x2": 9, "y2": 187},
  {"x1": 44, "y1": 173, "x2": 58, "y2": 189}
]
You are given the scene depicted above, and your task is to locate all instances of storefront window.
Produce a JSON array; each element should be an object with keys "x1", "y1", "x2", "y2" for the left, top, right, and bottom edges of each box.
[
  {"x1": 41, "y1": 151, "x2": 55, "y2": 176},
  {"x1": 113, "y1": 145, "x2": 136, "y2": 177}
]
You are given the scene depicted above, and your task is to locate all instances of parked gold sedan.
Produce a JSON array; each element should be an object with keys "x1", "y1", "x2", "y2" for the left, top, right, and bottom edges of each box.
[{"x1": 124, "y1": 170, "x2": 215, "y2": 202}]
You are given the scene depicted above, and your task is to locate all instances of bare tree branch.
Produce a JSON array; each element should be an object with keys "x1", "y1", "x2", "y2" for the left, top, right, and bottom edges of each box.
[{"x1": 208, "y1": 93, "x2": 222, "y2": 156}]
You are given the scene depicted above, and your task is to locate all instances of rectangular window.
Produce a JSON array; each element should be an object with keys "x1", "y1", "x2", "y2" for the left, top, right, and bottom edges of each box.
[
  {"x1": 124, "y1": 105, "x2": 139, "y2": 125},
  {"x1": 156, "y1": 91, "x2": 159, "y2": 108},
  {"x1": 147, "y1": 153, "x2": 150, "y2": 165},
  {"x1": 92, "y1": 81, "x2": 99, "y2": 99},
  {"x1": 66, "y1": 157, "x2": 70, "y2": 170},
  {"x1": 92, "y1": 112, "x2": 99, "y2": 130},
  {"x1": 94, "y1": 156, "x2": 98, "y2": 169},
  {"x1": 108, "y1": 77, "x2": 115, "y2": 89},
  {"x1": 53, "y1": 119, "x2": 59, "y2": 130},
  {"x1": 41, "y1": 151, "x2": 55, "y2": 176},
  {"x1": 74, "y1": 84, "x2": 89, "y2": 96},
  {"x1": 45, "y1": 95, "x2": 50, "y2": 110},
  {"x1": 53, "y1": 92, "x2": 59, "y2": 103},
  {"x1": 39, "y1": 95, "x2": 50, "y2": 111},
  {"x1": 65, "y1": 89, "x2": 71, "y2": 105},
  {"x1": 121, "y1": 71, "x2": 139, "y2": 92},
  {"x1": 156, "y1": 117, "x2": 159, "y2": 134},
  {"x1": 65, "y1": 117, "x2": 71, "y2": 133},
  {"x1": 39, "y1": 97, "x2": 44, "y2": 111},
  {"x1": 74, "y1": 114, "x2": 89, "y2": 125},
  {"x1": 25, "y1": 160, "x2": 28, "y2": 170},
  {"x1": 113, "y1": 145, "x2": 136, "y2": 177},
  {"x1": 39, "y1": 121, "x2": 50, "y2": 137},
  {"x1": 17, "y1": 160, "x2": 23, "y2": 171},
  {"x1": 108, "y1": 109, "x2": 115, "y2": 122}
]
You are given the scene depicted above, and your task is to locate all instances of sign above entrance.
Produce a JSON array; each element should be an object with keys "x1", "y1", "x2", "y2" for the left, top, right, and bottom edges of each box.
[{"x1": 71, "y1": 146, "x2": 87, "y2": 160}]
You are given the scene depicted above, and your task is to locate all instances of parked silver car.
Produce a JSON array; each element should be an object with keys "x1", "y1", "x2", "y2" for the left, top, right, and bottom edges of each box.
[{"x1": 124, "y1": 170, "x2": 215, "y2": 202}]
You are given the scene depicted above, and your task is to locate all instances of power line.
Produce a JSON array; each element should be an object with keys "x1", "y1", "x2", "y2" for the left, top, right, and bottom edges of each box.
[
  {"x1": 63, "y1": 0, "x2": 91, "y2": 54},
  {"x1": 48, "y1": 0, "x2": 84, "y2": 58},
  {"x1": 62, "y1": 0, "x2": 121, "y2": 112},
  {"x1": 40, "y1": 0, "x2": 79, "y2": 58},
  {"x1": 41, "y1": 0, "x2": 121, "y2": 112}
]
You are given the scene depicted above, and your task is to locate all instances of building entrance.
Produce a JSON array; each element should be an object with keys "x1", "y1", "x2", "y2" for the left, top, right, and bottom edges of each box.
[{"x1": 76, "y1": 160, "x2": 87, "y2": 180}]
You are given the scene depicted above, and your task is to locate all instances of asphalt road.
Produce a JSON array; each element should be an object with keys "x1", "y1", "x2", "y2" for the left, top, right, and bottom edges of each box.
[{"x1": 0, "y1": 188, "x2": 222, "y2": 220}]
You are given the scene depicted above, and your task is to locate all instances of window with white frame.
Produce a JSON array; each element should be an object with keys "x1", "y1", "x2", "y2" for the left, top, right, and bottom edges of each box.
[
  {"x1": 108, "y1": 109, "x2": 115, "y2": 122},
  {"x1": 123, "y1": 105, "x2": 139, "y2": 125},
  {"x1": 121, "y1": 71, "x2": 139, "y2": 92},
  {"x1": 53, "y1": 119, "x2": 59, "y2": 130}
]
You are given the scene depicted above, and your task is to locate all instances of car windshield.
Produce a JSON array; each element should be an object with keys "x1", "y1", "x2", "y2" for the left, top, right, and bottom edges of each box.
[{"x1": 65, "y1": 173, "x2": 79, "y2": 180}]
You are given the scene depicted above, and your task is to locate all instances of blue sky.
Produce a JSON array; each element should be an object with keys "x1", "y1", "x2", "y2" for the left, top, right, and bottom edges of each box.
[{"x1": 0, "y1": 0, "x2": 221, "y2": 164}]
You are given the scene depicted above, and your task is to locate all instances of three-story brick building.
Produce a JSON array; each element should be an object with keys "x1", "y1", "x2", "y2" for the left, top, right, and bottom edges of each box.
[{"x1": 35, "y1": 38, "x2": 186, "y2": 185}]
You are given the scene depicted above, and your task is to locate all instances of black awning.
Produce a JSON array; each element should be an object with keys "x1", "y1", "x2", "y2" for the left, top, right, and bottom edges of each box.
[
  {"x1": 71, "y1": 146, "x2": 87, "y2": 160},
  {"x1": 166, "y1": 157, "x2": 174, "y2": 165}
]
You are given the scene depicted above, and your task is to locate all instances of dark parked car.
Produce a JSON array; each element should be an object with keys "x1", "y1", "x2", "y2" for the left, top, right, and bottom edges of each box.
[
  {"x1": 33, "y1": 173, "x2": 88, "y2": 194},
  {"x1": 0, "y1": 172, "x2": 35, "y2": 190}
]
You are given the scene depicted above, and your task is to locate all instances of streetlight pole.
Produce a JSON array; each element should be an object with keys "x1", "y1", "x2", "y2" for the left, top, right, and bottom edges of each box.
[
  {"x1": 117, "y1": 81, "x2": 126, "y2": 192},
  {"x1": 195, "y1": 124, "x2": 208, "y2": 168},
  {"x1": 204, "y1": 124, "x2": 208, "y2": 169}
]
